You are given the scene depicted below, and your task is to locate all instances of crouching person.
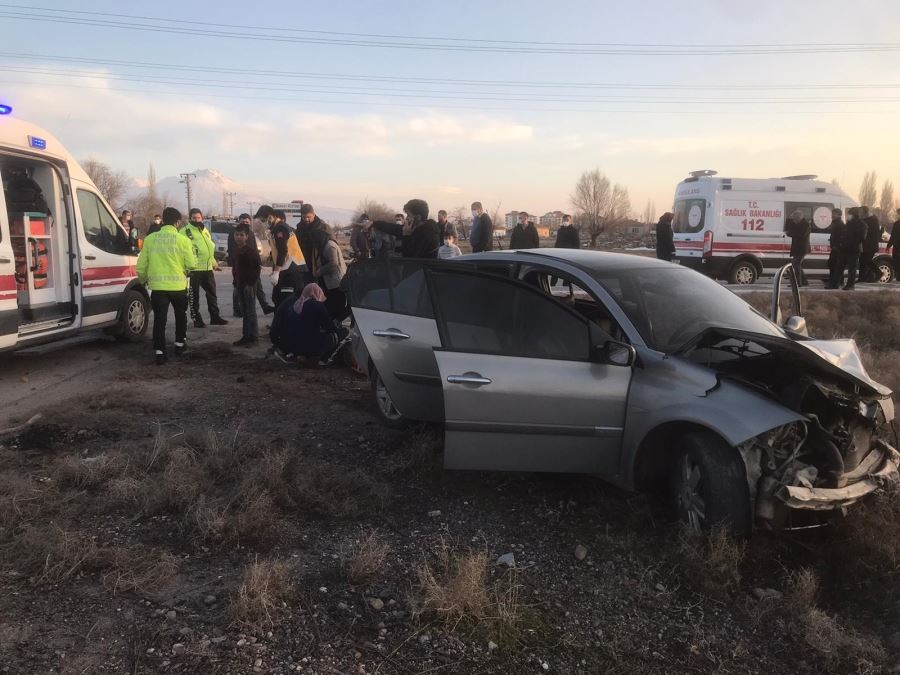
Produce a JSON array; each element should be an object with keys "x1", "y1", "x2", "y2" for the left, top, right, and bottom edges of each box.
[
  {"x1": 269, "y1": 283, "x2": 347, "y2": 363},
  {"x1": 232, "y1": 222, "x2": 262, "y2": 347},
  {"x1": 136, "y1": 207, "x2": 197, "y2": 365}
]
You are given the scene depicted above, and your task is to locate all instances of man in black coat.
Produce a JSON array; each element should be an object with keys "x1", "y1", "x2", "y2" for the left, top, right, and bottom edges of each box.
[
  {"x1": 228, "y1": 213, "x2": 274, "y2": 316},
  {"x1": 372, "y1": 199, "x2": 441, "y2": 259},
  {"x1": 841, "y1": 208, "x2": 867, "y2": 290},
  {"x1": 554, "y1": 214, "x2": 581, "y2": 249},
  {"x1": 469, "y1": 201, "x2": 494, "y2": 253},
  {"x1": 655, "y1": 212, "x2": 675, "y2": 261},
  {"x1": 859, "y1": 206, "x2": 883, "y2": 282},
  {"x1": 885, "y1": 208, "x2": 900, "y2": 282},
  {"x1": 784, "y1": 210, "x2": 811, "y2": 286},
  {"x1": 509, "y1": 212, "x2": 540, "y2": 250},
  {"x1": 824, "y1": 208, "x2": 846, "y2": 289}
]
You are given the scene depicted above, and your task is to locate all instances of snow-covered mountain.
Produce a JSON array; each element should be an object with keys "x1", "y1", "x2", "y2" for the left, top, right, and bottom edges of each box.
[{"x1": 127, "y1": 169, "x2": 354, "y2": 225}]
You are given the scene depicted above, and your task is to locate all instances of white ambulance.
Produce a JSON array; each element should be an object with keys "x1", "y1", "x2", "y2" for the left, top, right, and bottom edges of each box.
[
  {"x1": 0, "y1": 109, "x2": 148, "y2": 351},
  {"x1": 672, "y1": 170, "x2": 891, "y2": 285}
]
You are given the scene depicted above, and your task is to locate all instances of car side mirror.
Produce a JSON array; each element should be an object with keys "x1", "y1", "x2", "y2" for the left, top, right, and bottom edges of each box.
[
  {"x1": 783, "y1": 315, "x2": 808, "y2": 337},
  {"x1": 596, "y1": 340, "x2": 636, "y2": 367}
]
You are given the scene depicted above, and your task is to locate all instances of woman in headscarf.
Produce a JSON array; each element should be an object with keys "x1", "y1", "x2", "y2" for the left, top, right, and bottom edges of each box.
[{"x1": 269, "y1": 283, "x2": 346, "y2": 362}]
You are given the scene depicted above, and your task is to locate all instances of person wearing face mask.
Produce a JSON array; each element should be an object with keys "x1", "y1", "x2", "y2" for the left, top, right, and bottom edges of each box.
[
  {"x1": 508, "y1": 211, "x2": 540, "y2": 249},
  {"x1": 468, "y1": 202, "x2": 494, "y2": 253},
  {"x1": 181, "y1": 208, "x2": 227, "y2": 328},
  {"x1": 554, "y1": 214, "x2": 581, "y2": 249},
  {"x1": 371, "y1": 199, "x2": 441, "y2": 260},
  {"x1": 148, "y1": 214, "x2": 163, "y2": 236},
  {"x1": 256, "y1": 205, "x2": 297, "y2": 307}
]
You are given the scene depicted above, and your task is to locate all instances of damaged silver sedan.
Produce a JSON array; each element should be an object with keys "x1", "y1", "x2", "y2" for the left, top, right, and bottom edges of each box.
[{"x1": 348, "y1": 252, "x2": 899, "y2": 537}]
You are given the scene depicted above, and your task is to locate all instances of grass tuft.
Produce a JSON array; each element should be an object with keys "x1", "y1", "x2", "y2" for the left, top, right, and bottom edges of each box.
[{"x1": 233, "y1": 557, "x2": 293, "y2": 629}]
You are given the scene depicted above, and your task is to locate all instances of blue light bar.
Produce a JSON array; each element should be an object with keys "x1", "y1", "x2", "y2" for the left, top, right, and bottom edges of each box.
[
  {"x1": 0, "y1": 104, "x2": 12, "y2": 115},
  {"x1": 28, "y1": 136, "x2": 47, "y2": 150}
]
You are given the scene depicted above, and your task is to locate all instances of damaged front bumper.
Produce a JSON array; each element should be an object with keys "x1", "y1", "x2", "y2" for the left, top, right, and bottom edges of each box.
[{"x1": 776, "y1": 442, "x2": 900, "y2": 511}]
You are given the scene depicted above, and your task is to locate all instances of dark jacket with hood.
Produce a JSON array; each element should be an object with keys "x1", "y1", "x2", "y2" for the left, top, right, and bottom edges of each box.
[
  {"x1": 843, "y1": 215, "x2": 867, "y2": 255},
  {"x1": 270, "y1": 221, "x2": 292, "y2": 268},
  {"x1": 554, "y1": 224, "x2": 580, "y2": 249},
  {"x1": 373, "y1": 219, "x2": 441, "y2": 259},
  {"x1": 655, "y1": 217, "x2": 675, "y2": 260},
  {"x1": 297, "y1": 216, "x2": 329, "y2": 265},
  {"x1": 827, "y1": 216, "x2": 845, "y2": 249},
  {"x1": 864, "y1": 215, "x2": 883, "y2": 253},
  {"x1": 469, "y1": 213, "x2": 494, "y2": 253},
  {"x1": 509, "y1": 223, "x2": 540, "y2": 250},
  {"x1": 888, "y1": 220, "x2": 900, "y2": 252},
  {"x1": 784, "y1": 218, "x2": 811, "y2": 258}
]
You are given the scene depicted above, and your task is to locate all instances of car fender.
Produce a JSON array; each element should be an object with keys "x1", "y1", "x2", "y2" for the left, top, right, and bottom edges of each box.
[{"x1": 617, "y1": 349, "x2": 804, "y2": 490}]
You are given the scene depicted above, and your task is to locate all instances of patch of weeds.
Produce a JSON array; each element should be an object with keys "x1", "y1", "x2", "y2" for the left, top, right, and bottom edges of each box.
[
  {"x1": 836, "y1": 484, "x2": 900, "y2": 572},
  {"x1": 283, "y1": 454, "x2": 389, "y2": 518},
  {"x1": 675, "y1": 526, "x2": 745, "y2": 601},
  {"x1": 54, "y1": 453, "x2": 126, "y2": 490},
  {"x1": 783, "y1": 568, "x2": 886, "y2": 673},
  {"x1": 342, "y1": 531, "x2": 390, "y2": 585},
  {"x1": 232, "y1": 557, "x2": 294, "y2": 629}
]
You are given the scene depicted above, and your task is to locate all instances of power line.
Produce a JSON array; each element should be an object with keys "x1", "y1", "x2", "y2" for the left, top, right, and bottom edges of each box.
[
  {"x1": 1, "y1": 7, "x2": 900, "y2": 56},
  {"x1": 3, "y1": 52, "x2": 899, "y2": 92}
]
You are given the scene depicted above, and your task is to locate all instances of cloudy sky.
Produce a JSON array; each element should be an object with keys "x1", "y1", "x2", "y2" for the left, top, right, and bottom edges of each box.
[{"x1": 2, "y1": 0, "x2": 900, "y2": 216}]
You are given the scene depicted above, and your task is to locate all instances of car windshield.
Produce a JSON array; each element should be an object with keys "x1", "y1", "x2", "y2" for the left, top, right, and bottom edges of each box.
[{"x1": 589, "y1": 266, "x2": 784, "y2": 352}]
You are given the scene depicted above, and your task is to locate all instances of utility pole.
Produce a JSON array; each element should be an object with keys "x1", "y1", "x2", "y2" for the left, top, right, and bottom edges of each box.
[
  {"x1": 247, "y1": 201, "x2": 257, "y2": 218},
  {"x1": 225, "y1": 191, "x2": 237, "y2": 218},
  {"x1": 179, "y1": 172, "x2": 197, "y2": 212}
]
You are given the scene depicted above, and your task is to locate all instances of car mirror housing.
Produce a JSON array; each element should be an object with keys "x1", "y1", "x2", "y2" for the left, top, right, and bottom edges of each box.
[
  {"x1": 783, "y1": 315, "x2": 809, "y2": 337},
  {"x1": 596, "y1": 340, "x2": 636, "y2": 367}
]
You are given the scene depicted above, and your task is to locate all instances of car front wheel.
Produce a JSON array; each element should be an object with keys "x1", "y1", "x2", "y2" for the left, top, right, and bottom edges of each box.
[
  {"x1": 111, "y1": 289, "x2": 149, "y2": 343},
  {"x1": 370, "y1": 367, "x2": 414, "y2": 429},
  {"x1": 727, "y1": 261, "x2": 758, "y2": 285},
  {"x1": 669, "y1": 431, "x2": 752, "y2": 538}
]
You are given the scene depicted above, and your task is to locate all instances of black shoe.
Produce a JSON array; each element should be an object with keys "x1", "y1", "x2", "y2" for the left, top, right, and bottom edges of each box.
[
  {"x1": 842, "y1": 285, "x2": 855, "y2": 290},
  {"x1": 155, "y1": 352, "x2": 168, "y2": 366},
  {"x1": 233, "y1": 337, "x2": 248, "y2": 346},
  {"x1": 210, "y1": 317, "x2": 229, "y2": 326},
  {"x1": 194, "y1": 318, "x2": 206, "y2": 328},
  {"x1": 242, "y1": 339, "x2": 258, "y2": 348},
  {"x1": 263, "y1": 305, "x2": 275, "y2": 315},
  {"x1": 175, "y1": 344, "x2": 187, "y2": 357}
]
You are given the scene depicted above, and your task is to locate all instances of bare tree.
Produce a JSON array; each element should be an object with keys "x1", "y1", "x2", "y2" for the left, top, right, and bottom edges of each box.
[
  {"x1": 451, "y1": 205, "x2": 470, "y2": 239},
  {"x1": 130, "y1": 164, "x2": 165, "y2": 229},
  {"x1": 878, "y1": 180, "x2": 894, "y2": 223},
  {"x1": 81, "y1": 157, "x2": 130, "y2": 210},
  {"x1": 858, "y1": 170, "x2": 878, "y2": 208},
  {"x1": 353, "y1": 197, "x2": 396, "y2": 224},
  {"x1": 609, "y1": 184, "x2": 631, "y2": 225},
  {"x1": 641, "y1": 199, "x2": 657, "y2": 224},
  {"x1": 571, "y1": 168, "x2": 612, "y2": 247},
  {"x1": 488, "y1": 201, "x2": 503, "y2": 247}
]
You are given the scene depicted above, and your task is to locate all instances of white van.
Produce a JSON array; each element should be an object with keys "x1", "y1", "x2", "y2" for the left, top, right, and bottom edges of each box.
[
  {"x1": 0, "y1": 112, "x2": 148, "y2": 351},
  {"x1": 672, "y1": 171, "x2": 891, "y2": 285}
]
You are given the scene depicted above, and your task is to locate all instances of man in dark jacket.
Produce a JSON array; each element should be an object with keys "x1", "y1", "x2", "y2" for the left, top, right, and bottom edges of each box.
[
  {"x1": 509, "y1": 212, "x2": 540, "y2": 249},
  {"x1": 841, "y1": 208, "x2": 867, "y2": 290},
  {"x1": 350, "y1": 214, "x2": 371, "y2": 260},
  {"x1": 655, "y1": 212, "x2": 675, "y2": 261},
  {"x1": 784, "y1": 210, "x2": 811, "y2": 286},
  {"x1": 469, "y1": 201, "x2": 494, "y2": 253},
  {"x1": 554, "y1": 214, "x2": 580, "y2": 249},
  {"x1": 885, "y1": 208, "x2": 900, "y2": 282},
  {"x1": 231, "y1": 222, "x2": 262, "y2": 347},
  {"x1": 824, "y1": 208, "x2": 846, "y2": 289},
  {"x1": 297, "y1": 204, "x2": 330, "y2": 273},
  {"x1": 372, "y1": 199, "x2": 441, "y2": 259},
  {"x1": 859, "y1": 206, "x2": 883, "y2": 282}
]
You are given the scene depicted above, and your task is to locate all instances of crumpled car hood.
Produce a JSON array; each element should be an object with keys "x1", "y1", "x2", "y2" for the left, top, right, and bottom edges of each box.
[{"x1": 681, "y1": 328, "x2": 892, "y2": 399}]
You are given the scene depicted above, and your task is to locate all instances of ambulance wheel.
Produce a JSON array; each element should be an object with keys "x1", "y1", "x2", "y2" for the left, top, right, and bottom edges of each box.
[
  {"x1": 115, "y1": 290, "x2": 149, "y2": 342},
  {"x1": 875, "y1": 258, "x2": 894, "y2": 283},
  {"x1": 727, "y1": 260, "x2": 758, "y2": 285}
]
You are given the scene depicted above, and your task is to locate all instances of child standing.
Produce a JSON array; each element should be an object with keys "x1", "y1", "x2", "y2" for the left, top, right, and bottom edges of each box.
[
  {"x1": 232, "y1": 223, "x2": 262, "y2": 347},
  {"x1": 438, "y1": 232, "x2": 462, "y2": 259}
]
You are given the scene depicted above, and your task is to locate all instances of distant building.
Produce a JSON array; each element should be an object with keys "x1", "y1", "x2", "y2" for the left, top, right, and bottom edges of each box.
[
  {"x1": 540, "y1": 211, "x2": 566, "y2": 230},
  {"x1": 504, "y1": 211, "x2": 520, "y2": 229}
]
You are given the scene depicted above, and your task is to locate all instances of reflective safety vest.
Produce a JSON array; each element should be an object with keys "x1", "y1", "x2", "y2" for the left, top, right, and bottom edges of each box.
[
  {"x1": 181, "y1": 223, "x2": 216, "y2": 271},
  {"x1": 136, "y1": 225, "x2": 197, "y2": 291}
]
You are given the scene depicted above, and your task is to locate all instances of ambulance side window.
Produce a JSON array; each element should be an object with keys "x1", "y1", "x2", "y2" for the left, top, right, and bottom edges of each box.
[
  {"x1": 673, "y1": 199, "x2": 706, "y2": 233},
  {"x1": 77, "y1": 190, "x2": 130, "y2": 255}
]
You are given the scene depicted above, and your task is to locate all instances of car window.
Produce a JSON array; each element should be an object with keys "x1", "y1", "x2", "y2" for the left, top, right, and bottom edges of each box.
[
  {"x1": 77, "y1": 189, "x2": 131, "y2": 255},
  {"x1": 430, "y1": 269, "x2": 590, "y2": 360},
  {"x1": 348, "y1": 258, "x2": 434, "y2": 318}
]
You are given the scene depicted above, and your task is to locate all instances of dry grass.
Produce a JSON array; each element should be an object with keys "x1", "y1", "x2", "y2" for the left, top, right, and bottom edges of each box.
[
  {"x1": 675, "y1": 526, "x2": 745, "y2": 601},
  {"x1": 343, "y1": 531, "x2": 390, "y2": 585},
  {"x1": 835, "y1": 485, "x2": 900, "y2": 571},
  {"x1": 413, "y1": 540, "x2": 532, "y2": 642},
  {"x1": 782, "y1": 569, "x2": 886, "y2": 672},
  {"x1": 0, "y1": 472, "x2": 49, "y2": 533},
  {"x1": 232, "y1": 557, "x2": 294, "y2": 629}
]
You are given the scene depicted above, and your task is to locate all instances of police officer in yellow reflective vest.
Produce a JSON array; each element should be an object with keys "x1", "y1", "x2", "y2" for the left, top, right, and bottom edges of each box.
[
  {"x1": 136, "y1": 207, "x2": 197, "y2": 365},
  {"x1": 181, "y1": 208, "x2": 228, "y2": 328}
]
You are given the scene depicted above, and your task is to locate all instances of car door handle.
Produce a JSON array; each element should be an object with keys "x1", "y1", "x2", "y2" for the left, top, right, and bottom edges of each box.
[
  {"x1": 373, "y1": 329, "x2": 411, "y2": 340},
  {"x1": 84, "y1": 255, "x2": 97, "y2": 261},
  {"x1": 447, "y1": 374, "x2": 492, "y2": 386},
  {"x1": 0, "y1": 257, "x2": 9, "y2": 264}
]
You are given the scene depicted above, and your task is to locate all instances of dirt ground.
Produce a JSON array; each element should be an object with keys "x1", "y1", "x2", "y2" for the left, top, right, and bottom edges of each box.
[{"x1": 1, "y1": 289, "x2": 899, "y2": 674}]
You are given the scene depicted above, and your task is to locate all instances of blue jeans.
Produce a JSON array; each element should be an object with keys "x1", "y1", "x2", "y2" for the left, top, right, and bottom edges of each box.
[{"x1": 239, "y1": 284, "x2": 258, "y2": 341}]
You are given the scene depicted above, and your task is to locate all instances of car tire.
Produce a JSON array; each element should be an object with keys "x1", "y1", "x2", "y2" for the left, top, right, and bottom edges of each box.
[
  {"x1": 727, "y1": 260, "x2": 758, "y2": 285},
  {"x1": 875, "y1": 257, "x2": 894, "y2": 283},
  {"x1": 669, "y1": 431, "x2": 752, "y2": 538},
  {"x1": 370, "y1": 367, "x2": 414, "y2": 429},
  {"x1": 114, "y1": 290, "x2": 149, "y2": 343}
]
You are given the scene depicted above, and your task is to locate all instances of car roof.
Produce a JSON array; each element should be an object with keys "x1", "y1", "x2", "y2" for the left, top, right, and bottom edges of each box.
[{"x1": 458, "y1": 248, "x2": 674, "y2": 273}]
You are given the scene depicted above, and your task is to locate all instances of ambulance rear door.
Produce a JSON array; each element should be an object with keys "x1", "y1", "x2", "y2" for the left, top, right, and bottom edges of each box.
[{"x1": 0, "y1": 178, "x2": 17, "y2": 349}]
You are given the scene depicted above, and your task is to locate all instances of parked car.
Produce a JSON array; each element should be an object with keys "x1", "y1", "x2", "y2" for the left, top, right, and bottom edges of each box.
[
  {"x1": 209, "y1": 220, "x2": 235, "y2": 263},
  {"x1": 347, "y1": 251, "x2": 899, "y2": 536}
]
